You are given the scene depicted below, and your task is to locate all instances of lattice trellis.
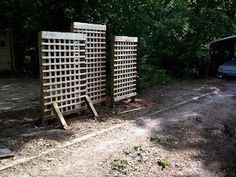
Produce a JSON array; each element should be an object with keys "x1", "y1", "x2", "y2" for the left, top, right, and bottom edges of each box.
[
  {"x1": 111, "y1": 36, "x2": 138, "y2": 102},
  {"x1": 71, "y1": 22, "x2": 106, "y2": 104},
  {"x1": 38, "y1": 31, "x2": 87, "y2": 121}
]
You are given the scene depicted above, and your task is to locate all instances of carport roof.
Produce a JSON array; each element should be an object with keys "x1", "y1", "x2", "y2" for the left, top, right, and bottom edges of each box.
[{"x1": 209, "y1": 35, "x2": 236, "y2": 49}]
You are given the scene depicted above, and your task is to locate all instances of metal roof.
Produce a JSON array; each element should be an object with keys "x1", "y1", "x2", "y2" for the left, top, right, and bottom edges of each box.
[{"x1": 209, "y1": 35, "x2": 236, "y2": 49}]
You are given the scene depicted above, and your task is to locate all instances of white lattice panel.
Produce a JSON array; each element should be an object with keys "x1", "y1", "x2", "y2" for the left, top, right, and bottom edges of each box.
[
  {"x1": 71, "y1": 22, "x2": 106, "y2": 104},
  {"x1": 111, "y1": 36, "x2": 138, "y2": 102},
  {"x1": 39, "y1": 31, "x2": 87, "y2": 120}
]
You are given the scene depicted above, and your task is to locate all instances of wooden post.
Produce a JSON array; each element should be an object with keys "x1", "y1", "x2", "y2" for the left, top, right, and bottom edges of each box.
[
  {"x1": 52, "y1": 102, "x2": 69, "y2": 130},
  {"x1": 38, "y1": 32, "x2": 47, "y2": 124},
  {"x1": 110, "y1": 35, "x2": 115, "y2": 107}
]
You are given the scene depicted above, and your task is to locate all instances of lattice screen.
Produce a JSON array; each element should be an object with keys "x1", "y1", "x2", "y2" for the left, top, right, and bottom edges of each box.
[
  {"x1": 71, "y1": 22, "x2": 106, "y2": 104},
  {"x1": 111, "y1": 36, "x2": 138, "y2": 102},
  {"x1": 39, "y1": 31, "x2": 87, "y2": 121}
]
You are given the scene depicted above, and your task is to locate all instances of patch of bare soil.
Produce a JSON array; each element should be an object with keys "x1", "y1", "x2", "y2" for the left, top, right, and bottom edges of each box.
[
  {"x1": 0, "y1": 78, "x2": 235, "y2": 176},
  {"x1": 0, "y1": 76, "x2": 40, "y2": 113}
]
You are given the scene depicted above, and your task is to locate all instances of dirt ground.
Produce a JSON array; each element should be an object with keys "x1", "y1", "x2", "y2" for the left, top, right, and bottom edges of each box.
[
  {"x1": 0, "y1": 77, "x2": 236, "y2": 177},
  {"x1": 0, "y1": 76, "x2": 40, "y2": 113}
]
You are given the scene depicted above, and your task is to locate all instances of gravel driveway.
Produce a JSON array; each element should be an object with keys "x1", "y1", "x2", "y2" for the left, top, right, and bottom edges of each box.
[{"x1": 0, "y1": 78, "x2": 235, "y2": 176}]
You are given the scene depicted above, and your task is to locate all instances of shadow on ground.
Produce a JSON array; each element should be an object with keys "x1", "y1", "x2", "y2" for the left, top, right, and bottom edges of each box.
[
  {"x1": 136, "y1": 82, "x2": 236, "y2": 176},
  {"x1": 0, "y1": 108, "x2": 75, "y2": 154},
  {"x1": 0, "y1": 101, "x2": 138, "y2": 156}
]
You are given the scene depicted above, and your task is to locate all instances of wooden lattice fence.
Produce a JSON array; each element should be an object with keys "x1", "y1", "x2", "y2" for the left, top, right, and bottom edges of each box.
[
  {"x1": 111, "y1": 36, "x2": 138, "y2": 102},
  {"x1": 71, "y1": 22, "x2": 107, "y2": 105},
  {"x1": 38, "y1": 31, "x2": 87, "y2": 121}
]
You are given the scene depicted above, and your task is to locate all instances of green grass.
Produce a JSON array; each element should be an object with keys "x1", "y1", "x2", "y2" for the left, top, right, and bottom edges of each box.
[
  {"x1": 157, "y1": 159, "x2": 169, "y2": 169},
  {"x1": 150, "y1": 135, "x2": 176, "y2": 144},
  {"x1": 111, "y1": 157, "x2": 129, "y2": 171},
  {"x1": 134, "y1": 144, "x2": 149, "y2": 156}
]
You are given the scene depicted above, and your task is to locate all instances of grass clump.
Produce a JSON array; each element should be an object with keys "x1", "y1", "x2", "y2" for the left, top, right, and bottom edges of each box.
[
  {"x1": 157, "y1": 159, "x2": 169, "y2": 169},
  {"x1": 134, "y1": 144, "x2": 149, "y2": 156},
  {"x1": 150, "y1": 135, "x2": 175, "y2": 144},
  {"x1": 111, "y1": 157, "x2": 129, "y2": 171}
]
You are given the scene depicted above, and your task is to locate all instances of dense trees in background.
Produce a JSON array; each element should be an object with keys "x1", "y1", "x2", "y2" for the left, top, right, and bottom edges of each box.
[{"x1": 0, "y1": 0, "x2": 236, "y2": 86}]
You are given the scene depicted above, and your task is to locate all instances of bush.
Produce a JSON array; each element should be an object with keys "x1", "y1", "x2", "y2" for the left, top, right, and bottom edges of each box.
[{"x1": 137, "y1": 64, "x2": 172, "y2": 90}]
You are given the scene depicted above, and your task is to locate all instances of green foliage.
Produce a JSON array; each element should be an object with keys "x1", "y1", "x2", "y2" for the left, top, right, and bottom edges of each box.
[
  {"x1": 1, "y1": 0, "x2": 236, "y2": 83},
  {"x1": 134, "y1": 144, "x2": 149, "y2": 156},
  {"x1": 157, "y1": 159, "x2": 169, "y2": 169},
  {"x1": 111, "y1": 157, "x2": 129, "y2": 171},
  {"x1": 138, "y1": 64, "x2": 172, "y2": 90},
  {"x1": 150, "y1": 135, "x2": 176, "y2": 145}
]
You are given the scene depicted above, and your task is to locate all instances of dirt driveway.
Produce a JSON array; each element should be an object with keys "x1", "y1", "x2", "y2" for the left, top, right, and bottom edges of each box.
[{"x1": 0, "y1": 78, "x2": 236, "y2": 176}]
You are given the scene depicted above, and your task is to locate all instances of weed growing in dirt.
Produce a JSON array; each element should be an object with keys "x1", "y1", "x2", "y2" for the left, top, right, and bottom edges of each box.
[
  {"x1": 111, "y1": 157, "x2": 129, "y2": 171},
  {"x1": 134, "y1": 144, "x2": 149, "y2": 156},
  {"x1": 150, "y1": 135, "x2": 175, "y2": 144},
  {"x1": 157, "y1": 159, "x2": 169, "y2": 170},
  {"x1": 110, "y1": 144, "x2": 150, "y2": 175}
]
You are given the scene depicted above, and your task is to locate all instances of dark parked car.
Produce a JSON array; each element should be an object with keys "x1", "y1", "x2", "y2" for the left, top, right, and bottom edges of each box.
[{"x1": 218, "y1": 59, "x2": 236, "y2": 77}]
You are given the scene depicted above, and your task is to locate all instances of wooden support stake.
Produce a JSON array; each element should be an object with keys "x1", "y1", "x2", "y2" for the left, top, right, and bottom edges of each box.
[
  {"x1": 116, "y1": 107, "x2": 146, "y2": 115},
  {"x1": 0, "y1": 148, "x2": 14, "y2": 159},
  {"x1": 0, "y1": 153, "x2": 14, "y2": 159},
  {"x1": 84, "y1": 95, "x2": 98, "y2": 118},
  {"x1": 52, "y1": 102, "x2": 69, "y2": 130}
]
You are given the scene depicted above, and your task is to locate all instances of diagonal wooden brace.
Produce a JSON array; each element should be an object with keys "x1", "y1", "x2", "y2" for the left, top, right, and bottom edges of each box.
[
  {"x1": 52, "y1": 102, "x2": 69, "y2": 130},
  {"x1": 84, "y1": 95, "x2": 98, "y2": 118}
]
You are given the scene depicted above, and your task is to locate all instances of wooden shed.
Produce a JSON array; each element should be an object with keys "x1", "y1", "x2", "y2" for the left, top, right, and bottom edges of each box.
[
  {"x1": 208, "y1": 35, "x2": 236, "y2": 76},
  {"x1": 0, "y1": 29, "x2": 15, "y2": 72}
]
